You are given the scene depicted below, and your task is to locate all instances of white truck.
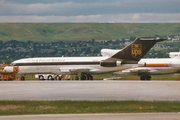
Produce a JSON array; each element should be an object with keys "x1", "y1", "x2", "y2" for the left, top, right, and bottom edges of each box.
[{"x1": 35, "y1": 74, "x2": 58, "y2": 80}]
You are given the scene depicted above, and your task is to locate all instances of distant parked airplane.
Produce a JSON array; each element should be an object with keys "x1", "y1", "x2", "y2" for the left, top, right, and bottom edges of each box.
[
  {"x1": 114, "y1": 52, "x2": 180, "y2": 80},
  {"x1": 4, "y1": 37, "x2": 166, "y2": 80}
]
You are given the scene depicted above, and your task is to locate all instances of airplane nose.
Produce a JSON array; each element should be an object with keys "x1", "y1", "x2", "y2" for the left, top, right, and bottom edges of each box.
[{"x1": 4, "y1": 66, "x2": 14, "y2": 72}]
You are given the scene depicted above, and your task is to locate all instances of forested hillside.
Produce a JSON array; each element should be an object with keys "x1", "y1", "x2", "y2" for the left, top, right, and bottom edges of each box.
[{"x1": 0, "y1": 23, "x2": 179, "y2": 42}]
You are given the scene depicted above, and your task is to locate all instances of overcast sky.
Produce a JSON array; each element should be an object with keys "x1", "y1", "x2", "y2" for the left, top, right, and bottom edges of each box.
[{"x1": 0, "y1": 0, "x2": 180, "y2": 23}]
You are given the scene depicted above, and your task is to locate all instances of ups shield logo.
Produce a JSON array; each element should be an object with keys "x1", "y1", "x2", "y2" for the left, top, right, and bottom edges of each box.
[{"x1": 131, "y1": 44, "x2": 142, "y2": 58}]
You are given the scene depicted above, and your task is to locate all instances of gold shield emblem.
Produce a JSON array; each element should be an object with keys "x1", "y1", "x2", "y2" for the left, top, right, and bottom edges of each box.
[{"x1": 131, "y1": 44, "x2": 142, "y2": 58}]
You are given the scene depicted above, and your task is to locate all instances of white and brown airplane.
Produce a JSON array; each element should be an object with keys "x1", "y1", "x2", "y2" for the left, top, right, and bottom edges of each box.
[
  {"x1": 4, "y1": 37, "x2": 166, "y2": 80},
  {"x1": 114, "y1": 52, "x2": 180, "y2": 80}
]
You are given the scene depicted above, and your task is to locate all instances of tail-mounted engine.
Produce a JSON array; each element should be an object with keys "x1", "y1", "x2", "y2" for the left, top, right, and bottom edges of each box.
[
  {"x1": 138, "y1": 61, "x2": 146, "y2": 67},
  {"x1": 100, "y1": 60, "x2": 122, "y2": 67}
]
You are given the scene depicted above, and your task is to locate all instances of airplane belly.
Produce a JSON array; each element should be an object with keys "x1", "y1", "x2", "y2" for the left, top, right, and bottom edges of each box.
[
  {"x1": 90, "y1": 64, "x2": 137, "y2": 74},
  {"x1": 57, "y1": 64, "x2": 135, "y2": 75},
  {"x1": 17, "y1": 64, "x2": 142, "y2": 75}
]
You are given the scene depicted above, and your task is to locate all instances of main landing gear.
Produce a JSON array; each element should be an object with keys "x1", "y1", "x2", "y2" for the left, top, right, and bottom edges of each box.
[
  {"x1": 140, "y1": 74, "x2": 151, "y2": 80},
  {"x1": 75, "y1": 74, "x2": 93, "y2": 80}
]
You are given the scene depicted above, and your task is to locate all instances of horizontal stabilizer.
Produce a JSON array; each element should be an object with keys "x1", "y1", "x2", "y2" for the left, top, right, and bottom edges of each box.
[{"x1": 139, "y1": 37, "x2": 167, "y2": 42}]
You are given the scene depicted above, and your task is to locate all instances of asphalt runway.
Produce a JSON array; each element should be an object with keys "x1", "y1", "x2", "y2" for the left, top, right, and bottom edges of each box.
[
  {"x1": 0, "y1": 81, "x2": 180, "y2": 101},
  {"x1": 0, "y1": 113, "x2": 180, "y2": 120}
]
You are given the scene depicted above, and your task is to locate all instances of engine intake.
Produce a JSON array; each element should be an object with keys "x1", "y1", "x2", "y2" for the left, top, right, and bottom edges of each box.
[
  {"x1": 138, "y1": 61, "x2": 146, "y2": 67},
  {"x1": 100, "y1": 60, "x2": 121, "y2": 67}
]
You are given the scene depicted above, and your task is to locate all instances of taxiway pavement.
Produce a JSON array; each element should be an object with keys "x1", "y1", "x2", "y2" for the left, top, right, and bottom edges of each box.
[
  {"x1": 0, "y1": 113, "x2": 180, "y2": 120},
  {"x1": 0, "y1": 81, "x2": 179, "y2": 101}
]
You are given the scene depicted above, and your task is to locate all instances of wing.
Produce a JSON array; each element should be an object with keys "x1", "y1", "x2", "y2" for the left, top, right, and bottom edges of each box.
[
  {"x1": 59, "y1": 67, "x2": 90, "y2": 75},
  {"x1": 117, "y1": 67, "x2": 159, "y2": 75}
]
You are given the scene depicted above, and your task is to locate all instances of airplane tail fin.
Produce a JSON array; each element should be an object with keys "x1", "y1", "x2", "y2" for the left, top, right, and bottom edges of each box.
[
  {"x1": 111, "y1": 37, "x2": 166, "y2": 63},
  {"x1": 100, "y1": 37, "x2": 167, "y2": 67}
]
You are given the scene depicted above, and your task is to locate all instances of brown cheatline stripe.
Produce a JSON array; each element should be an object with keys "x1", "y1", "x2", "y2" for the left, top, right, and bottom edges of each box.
[{"x1": 13, "y1": 62, "x2": 100, "y2": 66}]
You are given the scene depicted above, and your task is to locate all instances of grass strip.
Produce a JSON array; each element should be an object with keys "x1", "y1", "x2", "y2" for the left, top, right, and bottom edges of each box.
[{"x1": 0, "y1": 100, "x2": 180, "y2": 115}]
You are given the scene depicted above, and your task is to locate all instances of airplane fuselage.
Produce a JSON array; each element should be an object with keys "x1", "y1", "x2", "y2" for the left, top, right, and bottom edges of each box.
[
  {"x1": 4, "y1": 37, "x2": 166, "y2": 80},
  {"x1": 120, "y1": 58, "x2": 180, "y2": 75},
  {"x1": 7, "y1": 56, "x2": 135, "y2": 75}
]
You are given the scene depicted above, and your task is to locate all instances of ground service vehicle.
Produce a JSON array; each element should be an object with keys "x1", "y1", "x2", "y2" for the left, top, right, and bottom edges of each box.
[{"x1": 0, "y1": 66, "x2": 19, "y2": 81}]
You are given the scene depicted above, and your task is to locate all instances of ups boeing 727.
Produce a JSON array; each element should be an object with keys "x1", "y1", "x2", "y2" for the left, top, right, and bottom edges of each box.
[{"x1": 4, "y1": 37, "x2": 166, "y2": 80}]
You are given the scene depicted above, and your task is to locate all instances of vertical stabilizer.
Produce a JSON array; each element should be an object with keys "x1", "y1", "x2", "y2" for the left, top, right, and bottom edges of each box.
[{"x1": 101, "y1": 37, "x2": 166, "y2": 66}]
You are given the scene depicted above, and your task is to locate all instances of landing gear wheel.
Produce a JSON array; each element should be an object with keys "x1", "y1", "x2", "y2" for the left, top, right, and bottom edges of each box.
[
  {"x1": 140, "y1": 76, "x2": 145, "y2": 80},
  {"x1": 86, "y1": 75, "x2": 93, "y2": 80},
  {"x1": 75, "y1": 76, "x2": 79, "y2": 80},
  {"x1": 48, "y1": 75, "x2": 54, "y2": 80},
  {"x1": 39, "y1": 75, "x2": 44, "y2": 80},
  {"x1": 140, "y1": 75, "x2": 151, "y2": 81},
  {"x1": 21, "y1": 76, "x2": 25, "y2": 81},
  {"x1": 81, "y1": 74, "x2": 86, "y2": 80},
  {"x1": 146, "y1": 75, "x2": 151, "y2": 80},
  {"x1": 89, "y1": 75, "x2": 93, "y2": 80}
]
